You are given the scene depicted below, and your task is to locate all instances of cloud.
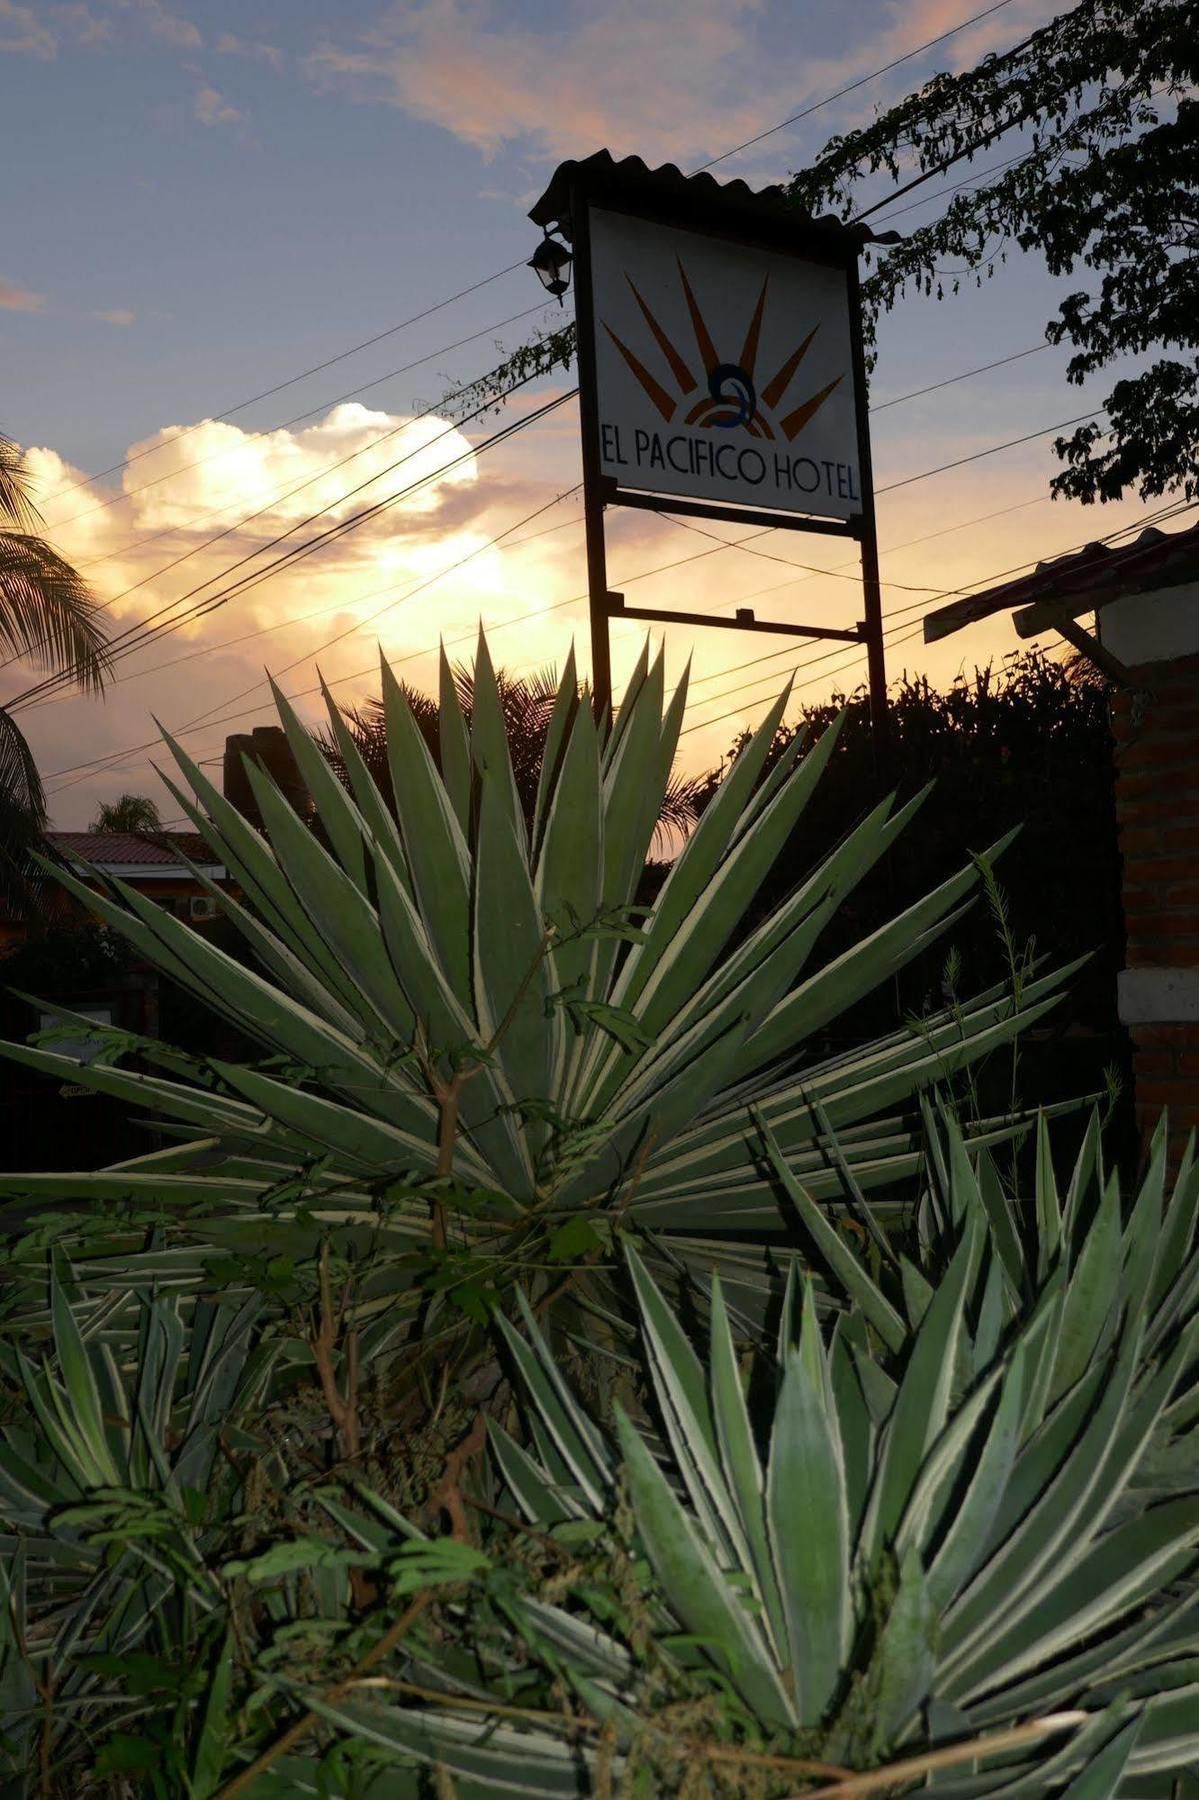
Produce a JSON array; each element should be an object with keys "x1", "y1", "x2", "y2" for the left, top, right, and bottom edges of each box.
[
  {"x1": 8, "y1": 400, "x2": 601, "y2": 823},
  {"x1": 0, "y1": 277, "x2": 45, "y2": 312},
  {"x1": 134, "y1": 0, "x2": 200, "y2": 50},
  {"x1": 216, "y1": 30, "x2": 284, "y2": 71},
  {"x1": 193, "y1": 82, "x2": 240, "y2": 126},
  {"x1": 305, "y1": 0, "x2": 1057, "y2": 170},
  {"x1": 93, "y1": 307, "x2": 135, "y2": 326},
  {"x1": 0, "y1": 0, "x2": 56, "y2": 57}
]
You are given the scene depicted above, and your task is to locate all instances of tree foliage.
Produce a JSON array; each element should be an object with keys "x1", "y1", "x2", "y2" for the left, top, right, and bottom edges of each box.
[
  {"x1": 90, "y1": 793, "x2": 164, "y2": 835},
  {"x1": 458, "y1": 1, "x2": 1198, "y2": 510},
  {"x1": 788, "y1": 0, "x2": 1198, "y2": 505},
  {"x1": 700, "y1": 650, "x2": 1122, "y2": 1121},
  {"x1": 316, "y1": 658, "x2": 705, "y2": 844},
  {"x1": 0, "y1": 436, "x2": 110, "y2": 917}
]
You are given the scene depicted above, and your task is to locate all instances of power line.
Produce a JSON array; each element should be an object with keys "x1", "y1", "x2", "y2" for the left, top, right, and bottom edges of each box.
[
  {"x1": 56, "y1": 323, "x2": 1037, "y2": 684},
  {"x1": 695, "y1": 0, "x2": 1015, "y2": 171},
  {"x1": 876, "y1": 410, "x2": 1100, "y2": 494},
  {"x1": 870, "y1": 342, "x2": 1050, "y2": 411},
  {"x1": 10, "y1": 370, "x2": 571, "y2": 713},
  {"x1": 7, "y1": 350, "x2": 552, "y2": 695},
  {"x1": 34, "y1": 260, "x2": 531, "y2": 512},
  {"x1": 677, "y1": 496, "x2": 1199, "y2": 731},
  {"x1": 36, "y1": 406, "x2": 1119, "y2": 791},
  {"x1": 65, "y1": 300, "x2": 557, "y2": 557},
  {"x1": 26, "y1": 510, "x2": 588, "y2": 717}
]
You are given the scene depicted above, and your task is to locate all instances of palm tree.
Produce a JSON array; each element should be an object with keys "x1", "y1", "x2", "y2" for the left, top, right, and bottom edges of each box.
[
  {"x1": 0, "y1": 435, "x2": 110, "y2": 916},
  {"x1": 91, "y1": 794, "x2": 163, "y2": 835},
  {"x1": 317, "y1": 662, "x2": 704, "y2": 845}
]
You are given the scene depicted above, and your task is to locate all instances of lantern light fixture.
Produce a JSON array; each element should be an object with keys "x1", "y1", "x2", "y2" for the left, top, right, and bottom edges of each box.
[{"x1": 528, "y1": 232, "x2": 573, "y2": 304}]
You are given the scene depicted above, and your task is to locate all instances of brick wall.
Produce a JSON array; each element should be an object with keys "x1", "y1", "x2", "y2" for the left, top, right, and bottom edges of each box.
[{"x1": 1112, "y1": 649, "x2": 1199, "y2": 1156}]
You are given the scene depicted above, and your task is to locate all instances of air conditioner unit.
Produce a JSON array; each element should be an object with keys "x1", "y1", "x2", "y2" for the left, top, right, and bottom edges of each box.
[{"x1": 189, "y1": 895, "x2": 218, "y2": 921}]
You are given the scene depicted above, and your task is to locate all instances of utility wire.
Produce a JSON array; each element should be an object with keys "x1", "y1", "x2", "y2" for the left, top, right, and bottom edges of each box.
[
  {"x1": 65, "y1": 300, "x2": 557, "y2": 556},
  {"x1": 6, "y1": 352, "x2": 552, "y2": 692},
  {"x1": 36, "y1": 404, "x2": 1120, "y2": 789},
  {"x1": 34, "y1": 260, "x2": 531, "y2": 511},
  {"x1": 10, "y1": 370, "x2": 572, "y2": 713},
  {"x1": 695, "y1": 0, "x2": 1015, "y2": 171},
  {"x1": 678, "y1": 496, "x2": 1199, "y2": 730}
]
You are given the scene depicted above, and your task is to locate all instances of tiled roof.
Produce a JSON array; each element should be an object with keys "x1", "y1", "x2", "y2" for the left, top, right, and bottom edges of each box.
[
  {"x1": 529, "y1": 150, "x2": 892, "y2": 250},
  {"x1": 924, "y1": 517, "x2": 1199, "y2": 644},
  {"x1": 47, "y1": 831, "x2": 220, "y2": 869}
]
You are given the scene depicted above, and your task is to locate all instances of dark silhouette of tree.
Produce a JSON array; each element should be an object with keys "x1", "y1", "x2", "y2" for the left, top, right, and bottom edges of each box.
[
  {"x1": 0, "y1": 436, "x2": 110, "y2": 915},
  {"x1": 788, "y1": 0, "x2": 1198, "y2": 506},
  {"x1": 694, "y1": 648, "x2": 1123, "y2": 1119},
  {"x1": 90, "y1": 794, "x2": 164, "y2": 835},
  {"x1": 318, "y1": 662, "x2": 704, "y2": 844}
]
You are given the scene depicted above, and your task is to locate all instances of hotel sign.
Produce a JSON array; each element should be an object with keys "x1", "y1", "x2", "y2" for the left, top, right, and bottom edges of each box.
[{"x1": 588, "y1": 206, "x2": 862, "y2": 522}]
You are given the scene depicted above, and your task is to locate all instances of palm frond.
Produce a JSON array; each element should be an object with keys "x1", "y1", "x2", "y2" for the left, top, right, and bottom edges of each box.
[
  {"x1": 0, "y1": 435, "x2": 44, "y2": 534},
  {"x1": 0, "y1": 704, "x2": 48, "y2": 920},
  {"x1": 0, "y1": 532, "x2": 111, "y2": 692}
]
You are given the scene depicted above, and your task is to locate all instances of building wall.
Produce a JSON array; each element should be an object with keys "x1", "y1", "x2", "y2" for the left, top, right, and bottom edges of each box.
[{"x1": 1103, "y1": 585, "x2": 1199, "y2": 1160}]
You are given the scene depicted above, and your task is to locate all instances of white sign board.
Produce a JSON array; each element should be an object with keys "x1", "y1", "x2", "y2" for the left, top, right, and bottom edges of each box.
[{"x1": 589, "y1": 206, "x2": 861, "y2": 521}]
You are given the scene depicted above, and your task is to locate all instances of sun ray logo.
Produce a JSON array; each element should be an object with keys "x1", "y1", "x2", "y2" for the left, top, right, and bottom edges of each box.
[{"x1": 602, "y1": 259, "x2": 844, "y2": 444}]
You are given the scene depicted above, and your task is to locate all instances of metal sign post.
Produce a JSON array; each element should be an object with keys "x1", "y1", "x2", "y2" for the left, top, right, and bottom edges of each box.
[{"x1": 530, "y1": 153, "x2": 888, "y2": 747}]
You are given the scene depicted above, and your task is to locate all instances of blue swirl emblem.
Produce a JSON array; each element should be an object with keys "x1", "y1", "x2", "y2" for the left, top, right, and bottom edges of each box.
[{"x1": 707, "y1": 362, "x2": 757, "y2": 429}]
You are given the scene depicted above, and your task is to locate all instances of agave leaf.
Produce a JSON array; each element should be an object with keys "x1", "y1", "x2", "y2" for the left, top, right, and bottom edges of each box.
[
  {"x1": 495, "y1": 1298, "x2": 613, "y2": 1512},
  {"x1": 757, "y1": 1121, "x2": 905, "y2": 1354},
  {"x1": 268, "y1": 676, "x2": 372, "y2": 896},
  {"x1": 473, "y1": 767, "x2": 557, "y2": 1138},
  {"x1": 740, "y1": 827, "x2": 1017, "y2": 1073},
  {"x1": 190, "y1": 1629, "x2": 234, "y2": 1798},
  {"x1": 534, "y1": 694, "x2": 602, "y2": 1021},
  {"x1": 531, "y1": 642, "x2": 579, "y2": 858},
  {"x1": 623, "y1": 1244, "x2": 742, "y2": 1562},
  {"x1": 767, "y1": 1285, "x2": 851, "y2": 1725},
  {"x1": 381, "y1": 653, "x2": 473, "y2": 1005},
  {"x1": 155, "y1": 730, "x2": 368, "y2": 1016},
  {"x1": 1034, "y1": 1114, "x2": 1061, "y2": 1281},
  {"x1": 318, "y1": 670, "x2": 414, "y2": 895},
  {"x1": 957, "y1": 1498, "x2": 1199, "y2": 1705},
  {"x1": 865, "y1": 1545, "x2": 937, "y2": 1751},
  {"x1": 615, "y1": 1404, "x2": 795, "y2": 1731},
  {"x1": 860, "y1": 1220, "x2": 978, "y2": 1566},
  {"x1": 470, "y1": 627, "x2": 526, "y2": 848},
  {"x1": 439, "y1": 642, "x2": 473, "y2": 835},
  {"x1": 708, "y1": 1276, "x2": 786, "y2": 1656},
  {"x1": 485, "y1": 1420, "x2": 581, "y2": 1526},
  {"x1": 287, "y1": 1688, "x2": 599, "y2": 1795},
  {"x1": 1048, "y1": 1169, "x2": 1122, "y2": 1402},
  {"x1": 828, "y1": 1318, "x2": 874, "y2": 1537},
  {"x1": 922, "y1": 1344, "x2": 1026, "y2": 1614}
]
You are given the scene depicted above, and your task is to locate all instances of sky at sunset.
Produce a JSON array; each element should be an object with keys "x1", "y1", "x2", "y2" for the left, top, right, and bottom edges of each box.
[{"x1": 1, "y1": 0, "x2": 1170, "y2": 825}]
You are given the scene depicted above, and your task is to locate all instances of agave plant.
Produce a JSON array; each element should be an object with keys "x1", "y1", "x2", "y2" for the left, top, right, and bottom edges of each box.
[
  {"x1": 0, "y1": 1277, "x2": 271, "y2": 1789},
  {"x1": 4, "y1": 1111, "x2": 1197, "y2": 1796},
  {"x1": 286, "y1": 1112, "x2": 1199, "y2": 1797},
  {"x1": 0, "y1": 636, "x2": 1070, "y2": 1351}
]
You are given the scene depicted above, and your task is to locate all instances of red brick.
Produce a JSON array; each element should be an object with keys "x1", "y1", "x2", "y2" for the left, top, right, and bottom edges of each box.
[
  {"x1": 1124, "y1": 910, "x2": 1199, "y2": 936},
  {"x1": 1117, "y1": 824, "x2": 1164, "y2": 855},
  {"x1": 1127, "y1": 938, "x2": 1199, "y2": 966},
  {"x1": 1134, "y1": 1023, "x2": 1199, "y2": 1048},
  {"x1": 1123, "y1": 855, "x2": 1199, "y2": 886},
  {"x1": 1118, "y1": 735, "x2": 1199, "y2": 773},
  {"x1": 1133, "y1": 1077, "x2": 1199, "y2": 1108},
  {"x1": 1162, "y1": 824, "x2": 1199, "y2": 852},
  {"x1": 1165, "y1": 883, "x2": 1199, "y2": 908},
  {"x1": 1117, "y1": 770, "x2": 1198, "y2": 803},
  {"x1": 1117, "y1": 788, "x2": 1199, "y2": 817}
]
